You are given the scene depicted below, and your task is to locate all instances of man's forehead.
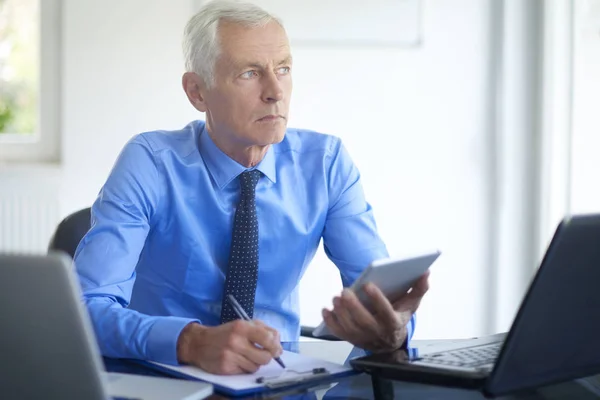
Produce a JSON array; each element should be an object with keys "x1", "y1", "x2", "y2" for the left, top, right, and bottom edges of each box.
[{"x1": 217, "y1": 20, "x2": 291, "y2": 65}]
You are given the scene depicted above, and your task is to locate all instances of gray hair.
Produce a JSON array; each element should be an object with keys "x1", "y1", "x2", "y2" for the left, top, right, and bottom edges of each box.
[{"x1": 183, "y1": 0, "x2": 283, "y2": 88}]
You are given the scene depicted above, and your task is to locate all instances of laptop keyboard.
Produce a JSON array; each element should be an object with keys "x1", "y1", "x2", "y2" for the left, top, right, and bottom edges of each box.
[{"x1": 418, "y1": 342, "x2": 502, "y2": 369}]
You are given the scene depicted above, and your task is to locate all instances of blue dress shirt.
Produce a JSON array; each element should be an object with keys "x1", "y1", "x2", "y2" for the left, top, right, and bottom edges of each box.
[{"x1": 74, "y1": 120, "x2": 416, "y2": 365}]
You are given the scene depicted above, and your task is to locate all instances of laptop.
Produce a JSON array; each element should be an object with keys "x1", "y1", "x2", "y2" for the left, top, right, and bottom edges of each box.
[
  {"x1": 351, "y1": 213, "x2": 600, "y2": 397},
  {"x1": 0, "y1": 252, "x2": 213, "y2": 400}
]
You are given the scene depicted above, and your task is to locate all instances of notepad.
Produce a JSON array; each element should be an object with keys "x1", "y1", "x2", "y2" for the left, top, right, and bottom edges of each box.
[{"x1": 147, "y1": 350, "x2": 356, "y2": 396}]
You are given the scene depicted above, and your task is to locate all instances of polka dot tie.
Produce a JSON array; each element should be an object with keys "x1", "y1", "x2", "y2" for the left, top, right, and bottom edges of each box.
[{"x1": 220, "y1": 170, "x2": 262, "y2": 324}]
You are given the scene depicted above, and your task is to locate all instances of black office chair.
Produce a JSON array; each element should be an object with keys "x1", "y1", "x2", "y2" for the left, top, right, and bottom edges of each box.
[
  {"x1": 47, "y1": 207, "x2": 333, "y2": 339},
  {"x1": 48, "y1": 207, "x2": 92, "y2": 258}
]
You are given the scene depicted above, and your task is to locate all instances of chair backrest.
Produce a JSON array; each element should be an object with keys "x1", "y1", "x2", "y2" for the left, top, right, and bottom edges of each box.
[{"x1": 48, "y1": 208, "x2": 91, "y2": 258}]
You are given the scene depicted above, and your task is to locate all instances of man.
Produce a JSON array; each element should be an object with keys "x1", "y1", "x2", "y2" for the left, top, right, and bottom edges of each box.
[{"x1": 75, "y1": 0, "x2": 429, "y2": 375}]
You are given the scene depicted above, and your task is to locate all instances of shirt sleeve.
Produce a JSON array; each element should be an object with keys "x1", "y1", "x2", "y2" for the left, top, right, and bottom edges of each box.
[
  {"x1": 74, "y1": 135, "x2": 199, "y2": 365},
  {"x1": 321, "y1": 138, "x2": 417, "y2": 344}
]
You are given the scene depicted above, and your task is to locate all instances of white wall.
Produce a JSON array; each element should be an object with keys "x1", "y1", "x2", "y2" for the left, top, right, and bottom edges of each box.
[
  {"x1": 61, "y1": 0, "x2": 199, "y2": 213},
  {"x1": 59, "y1": 0, "x2": 495, "y2": 339},
  {"x1": 571, "y1": 0, "x2": 600, "y2": 214},
  {"x1": 293, "y1": 1, "x2": 494, "y2": 339}
]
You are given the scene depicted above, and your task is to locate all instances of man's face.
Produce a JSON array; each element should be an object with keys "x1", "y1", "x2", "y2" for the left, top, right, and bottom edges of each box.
[{"x1": 202, "y1": 20, "x2": 292, "y2": 148}]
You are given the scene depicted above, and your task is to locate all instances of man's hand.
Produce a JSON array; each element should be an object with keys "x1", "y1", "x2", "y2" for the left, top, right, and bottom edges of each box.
[
  {"x1": 176, "y1": 320, "x2": 283, "y2": 375},
  {"x1": 322, "y1": 271, "x2": 430, "y2": 353}
]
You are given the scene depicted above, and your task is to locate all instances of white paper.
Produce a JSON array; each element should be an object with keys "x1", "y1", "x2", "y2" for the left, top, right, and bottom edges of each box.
[{"x1": 150, "y1": 350, "x2": 352, "y2": 392}]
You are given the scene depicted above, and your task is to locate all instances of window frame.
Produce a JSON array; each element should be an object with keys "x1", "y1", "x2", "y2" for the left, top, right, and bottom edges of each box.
[{"x1": 0, "y1": 0, "x2": 61, "y2": 163}]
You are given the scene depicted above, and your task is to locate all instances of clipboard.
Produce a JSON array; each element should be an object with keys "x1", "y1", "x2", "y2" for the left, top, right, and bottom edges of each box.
[
  {"x1": 256, "y1": 367, "x2": 332, "y2": 389},
  {"x1": 137, "y1": 350, "x2": 357, "y2": 397}
]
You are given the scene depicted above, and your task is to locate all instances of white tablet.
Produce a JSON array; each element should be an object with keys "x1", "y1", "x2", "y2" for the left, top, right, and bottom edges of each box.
[{"x1": 312, "y1": 249, "x2": 441, "y2": 338}]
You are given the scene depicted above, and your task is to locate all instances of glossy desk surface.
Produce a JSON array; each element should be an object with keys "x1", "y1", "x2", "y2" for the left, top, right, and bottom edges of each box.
[{"x1": 103, "y1": 339, "x2": 600, "y2": 400}]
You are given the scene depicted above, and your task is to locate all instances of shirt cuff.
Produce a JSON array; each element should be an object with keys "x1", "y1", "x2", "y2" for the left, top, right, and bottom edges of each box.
[
  {"x1": 146, "y1": 317, "x2": 201, "y2": 365},
  {"x1": 403, "y1": 313, "x2": 416, "y2": 350}
]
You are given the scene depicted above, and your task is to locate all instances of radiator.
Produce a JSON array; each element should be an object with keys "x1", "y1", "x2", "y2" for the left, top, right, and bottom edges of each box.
[{"x1": 0, "y1": 172, "x2": 62, "y2": 254}]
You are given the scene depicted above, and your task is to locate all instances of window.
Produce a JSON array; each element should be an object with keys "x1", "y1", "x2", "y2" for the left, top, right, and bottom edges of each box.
[
  {"x1": 0, "y1": 0, "x2": 38, "y2": 136},
  {"x1": 0, "y1": 0, "x2": 60, "y2": 163}
]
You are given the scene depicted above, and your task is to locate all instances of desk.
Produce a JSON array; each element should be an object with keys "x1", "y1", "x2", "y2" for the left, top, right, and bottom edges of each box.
[{"x1": 104, "y1": 340, "x2": 600, "y2": 399}]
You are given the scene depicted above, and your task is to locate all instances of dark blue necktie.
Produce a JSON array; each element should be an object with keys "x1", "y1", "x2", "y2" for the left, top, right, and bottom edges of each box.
[{"x1": 220, "y1": 170, "x2": 262, "y2": 324}]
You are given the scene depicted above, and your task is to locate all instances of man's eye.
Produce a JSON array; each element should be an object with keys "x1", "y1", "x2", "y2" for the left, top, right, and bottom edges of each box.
[
  {"x1": 277, "y1": 67, "x2": 291, "y2": 75},
  {"x1": 241, "y1": 71, "x2": 258, "y2": 79}
]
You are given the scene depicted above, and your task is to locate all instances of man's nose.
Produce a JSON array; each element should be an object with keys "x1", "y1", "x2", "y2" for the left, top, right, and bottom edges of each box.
[{"x1": 261, "y1": 72, "x2": 284, "y2": 103}]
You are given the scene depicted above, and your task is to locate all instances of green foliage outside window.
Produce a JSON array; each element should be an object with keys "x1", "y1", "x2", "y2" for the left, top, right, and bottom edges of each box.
[{"x1": 0, "y1": 0, "x2": 38, "y2": 135}]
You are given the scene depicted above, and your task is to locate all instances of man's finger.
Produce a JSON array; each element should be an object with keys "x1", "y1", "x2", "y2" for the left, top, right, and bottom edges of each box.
[
  {"x1": 211, "y1": 348, "x2": 256, "y2": 375},
  {"x1": 237, "y1": 342, "x2": 273, "y2": 367},
  {"x1": 253, "y1": 320, "x2": 282, "y2": 348},
  {"x1": 322, "y1": 308, "x2": 345, "y2": 338},
  {"x1": 364, "y1": 283, "x2": 400, "y2": 330},
  {"x1": 252, "y1": 320, "x2": 283, "y2": 357},
  {"x1": 245, "y1": 322, "x2": 282, "y2": 357},
  {"x1": 338, "y1": 289, "x2": 379, "y2": 333},
  {"x1": 393, "y1": 274, "x2": 430, "y2": 312},
  {"x1": 231, "y1": 351, "x2": 262, "y2": 374},
  {"x1": 409, "y1": 274, "x2": 430, "y2": 298},
  {"x1": 224, "y1": 322, "x2": 273, "y2": 366},
  {"x1": 331, "y1": 295, "x2": 359, "y2": 335}
]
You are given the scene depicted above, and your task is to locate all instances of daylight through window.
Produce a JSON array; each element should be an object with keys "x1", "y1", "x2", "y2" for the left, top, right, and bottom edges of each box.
[{"x1": 0, "y1": 0, "x2": 39, "y2": 136}]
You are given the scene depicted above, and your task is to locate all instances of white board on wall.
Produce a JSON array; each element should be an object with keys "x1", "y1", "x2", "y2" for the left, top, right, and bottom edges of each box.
[{"x1": 194, "y1": 0, "x2": 422, "y2": 47}]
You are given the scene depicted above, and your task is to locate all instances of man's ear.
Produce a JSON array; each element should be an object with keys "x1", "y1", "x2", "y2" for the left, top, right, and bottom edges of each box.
[{"x1": 182, "y1": 72, "x2": 208, "y2": 112}]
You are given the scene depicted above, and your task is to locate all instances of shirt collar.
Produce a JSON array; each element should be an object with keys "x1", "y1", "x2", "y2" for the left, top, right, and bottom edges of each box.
[{"x1": 198, "y1": 124, "x2": 277, "y2": 190}]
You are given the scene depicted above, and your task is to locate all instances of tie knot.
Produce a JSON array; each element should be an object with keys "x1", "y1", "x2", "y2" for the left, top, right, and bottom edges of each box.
[{"x1": 239, "y1": 170, "x2": 261, "y2": 197}]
